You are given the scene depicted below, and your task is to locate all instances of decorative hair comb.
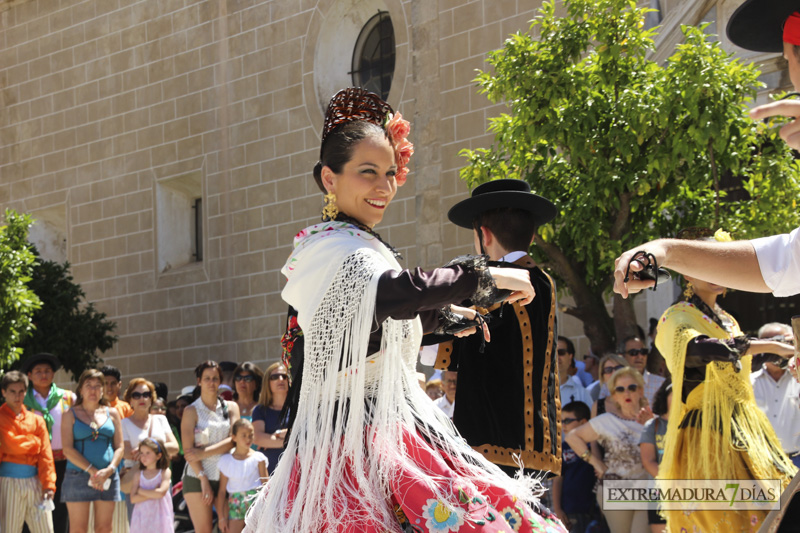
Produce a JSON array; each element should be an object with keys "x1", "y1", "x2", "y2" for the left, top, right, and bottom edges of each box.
[
  {"x1": 321, "y1": 88, "x2": 394, "y2": 148},
  {"x1": 320, "y1": 88, "x2": 414, "y2": 186}
]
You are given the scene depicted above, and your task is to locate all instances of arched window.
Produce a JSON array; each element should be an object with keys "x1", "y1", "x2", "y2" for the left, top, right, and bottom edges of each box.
[{"x1": 351, "y1": 12, "x2": 395, "y2": 100}]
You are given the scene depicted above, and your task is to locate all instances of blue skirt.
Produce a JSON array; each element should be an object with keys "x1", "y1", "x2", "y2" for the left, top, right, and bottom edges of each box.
[{"x1": 60, "y1": 468, "x2": 121, "y2": 502}]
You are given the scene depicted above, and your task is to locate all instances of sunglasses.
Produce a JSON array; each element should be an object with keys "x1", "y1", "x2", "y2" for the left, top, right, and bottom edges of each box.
[
  {"x1": 626, "y1": 348, "x2": 649, "y2": 356},
  {"x1": 614, "y1": 384, "x2": 639, "y2": 394},
  {"x1": 562, "y1": 417, "x2": 578, "y2": 425},
  {"x1": 557, "y1": 349, "x2": 572, "y2": 356},
  {"x1": 131, "y1": 391, "x2": 152, "y2": 400},
  {"x1": 602, "y1": 365, "x2": 625, "y2": 375},
  {"x1": 269, "y1": 374, "x2": 289, "y2": 381},
  {"x1": 234, "y1": 375, "x2": 255, "y2": 382}
]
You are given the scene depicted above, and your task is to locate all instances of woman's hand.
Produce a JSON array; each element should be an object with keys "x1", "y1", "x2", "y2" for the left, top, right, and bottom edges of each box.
[
  {"x1": 93, "y1": 466, "x2": 113, "y2": 482},
  {"x1": 90, "y1": 467, "x2": 113, "y2": 490},
  {"x1": 130, "y1": 448, "x2": 140, "y2": 462},
  {"x1": 553, "y1": 506, "x2": 571, "y2": 530},
  {"x1": 219, "y1": 516, "x2": 229, "y2": 533},
  {"x1": 553, "y1": 504, "x2": 572, "y2": 530},
  {"x1": 449, "y1": 305, "x2": 490, "y2": 342},
  {"x1": 637, "y1": 406, "x2": 655, "y2": 425},
  {"x1": 589, "y1": 456, "x2": 607, "y2": 479},
  {"x1": 184, "y1": 446, "x2": 205, "y2": 463},
  {"x1": 200, "y1": 477, "x2": 214, "y2": 506},
  {"x1": 488, "y1": 267, "x2": 535, "y2": 305}
]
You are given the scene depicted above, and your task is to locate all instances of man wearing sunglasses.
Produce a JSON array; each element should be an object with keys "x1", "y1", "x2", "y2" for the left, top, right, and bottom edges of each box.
[
  {"x1": 618, "y1": 336, "x2": 664, "y2": 406},
  {"x1": 552, "y1": 401, "x2": 599, "y2": 533},
  {"x1": 557, "y1": 337, "x2": 592, "y2": 409}
]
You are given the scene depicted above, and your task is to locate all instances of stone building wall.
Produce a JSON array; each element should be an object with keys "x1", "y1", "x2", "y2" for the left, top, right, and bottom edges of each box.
[
  {"x1": 0, "y1": 0, "x2": 544, "y2": 390},
  {"x1": 0, "y1": 0, "x2": 790, "y2": 389}
]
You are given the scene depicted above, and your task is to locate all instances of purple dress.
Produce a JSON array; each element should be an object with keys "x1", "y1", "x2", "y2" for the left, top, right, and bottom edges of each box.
[{"x1": 130, "y1": 470, "x2": 173, "y2": 533}]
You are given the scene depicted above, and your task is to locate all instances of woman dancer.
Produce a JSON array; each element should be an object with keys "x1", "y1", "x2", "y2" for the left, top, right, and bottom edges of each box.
[
  {"x1": 245, "y1": 88, "x2": 564, "y2": 533},
  {"x1": 654, "y1": 228, "x2": 796, "y2": 532}
]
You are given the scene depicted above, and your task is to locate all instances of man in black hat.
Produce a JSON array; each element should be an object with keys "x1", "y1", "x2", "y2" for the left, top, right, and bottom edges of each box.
[
  {"x1": 613, "y1": 1, "x2": 800, "y2": 300},
  {"x1": 429, "y1": 179, "x2": 562, "y2": 477},
  {"x1": 21, "y1": 353, "x2": 74, "y2": 533}
]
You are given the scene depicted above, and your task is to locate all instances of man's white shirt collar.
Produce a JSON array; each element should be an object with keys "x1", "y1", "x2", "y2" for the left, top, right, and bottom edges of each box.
[{"x1": 499, "y1": 251, "x2": 527, "y2": 263}]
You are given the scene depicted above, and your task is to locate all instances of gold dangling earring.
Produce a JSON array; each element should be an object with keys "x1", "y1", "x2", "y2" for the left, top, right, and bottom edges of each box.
[
  {"x1": 683, "y1": 282, "x2": 694, "y2": 300},
  {"x1": 322, "y1": 192, "x2": 338, "y2": 221}
]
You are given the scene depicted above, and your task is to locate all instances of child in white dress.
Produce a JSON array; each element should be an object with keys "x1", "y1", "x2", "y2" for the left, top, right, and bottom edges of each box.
[{"x1": 217, "y1": 419, "x2": 268, "y2": 533}]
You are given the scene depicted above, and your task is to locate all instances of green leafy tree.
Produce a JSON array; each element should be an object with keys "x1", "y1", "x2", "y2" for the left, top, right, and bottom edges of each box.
[
  {"x1": 0, "y1": 210, "x2": 41, "y2": 366},
  {"x1": 15, "y1": 254, "x2": 117, "y2": 380},
  {"x1": 461, "y1": 0, "x2": 800, "y2": 352}
]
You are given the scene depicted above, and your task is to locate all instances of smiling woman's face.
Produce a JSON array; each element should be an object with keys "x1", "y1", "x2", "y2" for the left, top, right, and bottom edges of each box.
[{"x1": 322, "y1": 135, "x2": 397, "y2": 228}]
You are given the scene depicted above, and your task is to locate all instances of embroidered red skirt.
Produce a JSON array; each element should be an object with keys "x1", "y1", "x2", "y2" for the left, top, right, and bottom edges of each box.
[{"x1": 268, "y1": 426, "x2": 566, "y2": 533}]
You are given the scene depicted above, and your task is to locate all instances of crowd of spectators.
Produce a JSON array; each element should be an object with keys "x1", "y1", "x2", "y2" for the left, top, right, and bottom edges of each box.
[
  {"x1": 0, "y1": 355, "x2": 279, "y2": 533},
  {"x1": 1, "y1": 317, "x2": 795, "y2": 533}
]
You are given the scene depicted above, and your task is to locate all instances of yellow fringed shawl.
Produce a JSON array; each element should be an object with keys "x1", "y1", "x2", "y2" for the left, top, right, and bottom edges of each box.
[{"x1": 655, "y1": 301, "x2": 795, "y2": 485}]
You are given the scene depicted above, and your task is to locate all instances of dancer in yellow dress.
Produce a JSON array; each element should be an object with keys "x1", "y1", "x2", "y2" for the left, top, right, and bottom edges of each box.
[{"x1": 655, "y1": 229, "x2": 796, "y2": 533}]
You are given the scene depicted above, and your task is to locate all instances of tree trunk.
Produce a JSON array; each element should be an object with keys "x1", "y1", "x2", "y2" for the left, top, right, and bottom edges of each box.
[
  {"x1": 613, "y1": 292, "x2": 640, "y2": 346},
  {"x1": 563, "y1": 293, "x2": 616, "y2": 355},
  {"x1": 534, "y1": 236, "x2": 616, "y2": 354}
]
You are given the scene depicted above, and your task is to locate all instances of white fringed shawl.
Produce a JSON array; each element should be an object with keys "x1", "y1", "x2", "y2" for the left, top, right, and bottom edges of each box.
[{"x1": 245, "y1": 221, "x2": 540, "y2": 533}]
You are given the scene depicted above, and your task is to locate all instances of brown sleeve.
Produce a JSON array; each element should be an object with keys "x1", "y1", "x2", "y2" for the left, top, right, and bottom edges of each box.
[{"x1": 375, "y1": 266, "x2": 479, "y2": 323}]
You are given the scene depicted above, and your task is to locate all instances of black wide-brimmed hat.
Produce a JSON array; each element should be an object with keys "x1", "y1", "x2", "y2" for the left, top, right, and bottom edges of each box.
[
  {"x1": 20, "y1": 352, "x2": 62, "y2": 374},
  {"x1": 447, "y1": 179, "x2": 556, "y2": 229},
  {"x1": 727, "y1": 0, "x2": 797, "y2": 53}
]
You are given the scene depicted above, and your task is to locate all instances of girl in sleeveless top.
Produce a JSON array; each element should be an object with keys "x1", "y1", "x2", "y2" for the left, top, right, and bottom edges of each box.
[
  {"x1": 181, "y1": 361, "x2": 240, "y2": 533},
  {"x1": 61, "y1": 369, "x2": 123, "y2": 533},
  {"x1": 129, "y1": 437, "x2": 172, "y2": 533}
]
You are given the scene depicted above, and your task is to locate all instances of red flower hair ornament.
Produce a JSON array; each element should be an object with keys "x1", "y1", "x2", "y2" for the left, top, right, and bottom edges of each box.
[{"x1": 384, "y1": 112, "x2": 414, "y2": 186}]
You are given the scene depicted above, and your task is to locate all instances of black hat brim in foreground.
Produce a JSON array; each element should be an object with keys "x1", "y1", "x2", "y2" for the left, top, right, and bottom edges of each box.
[
  {"x1": 20, "y1": 353, "x2": 62, "y2": 374},
  {"x1": 726, "y1": 0, "x2": 796, "y2": 53},
  {"x1": 448, "y1": 190, "x2": 557, "y2": 229}
]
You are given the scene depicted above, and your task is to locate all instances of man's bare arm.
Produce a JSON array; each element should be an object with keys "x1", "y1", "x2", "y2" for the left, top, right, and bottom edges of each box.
[{"x1": 613, "y1": 238, "x2": 770, "y2": 298}]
